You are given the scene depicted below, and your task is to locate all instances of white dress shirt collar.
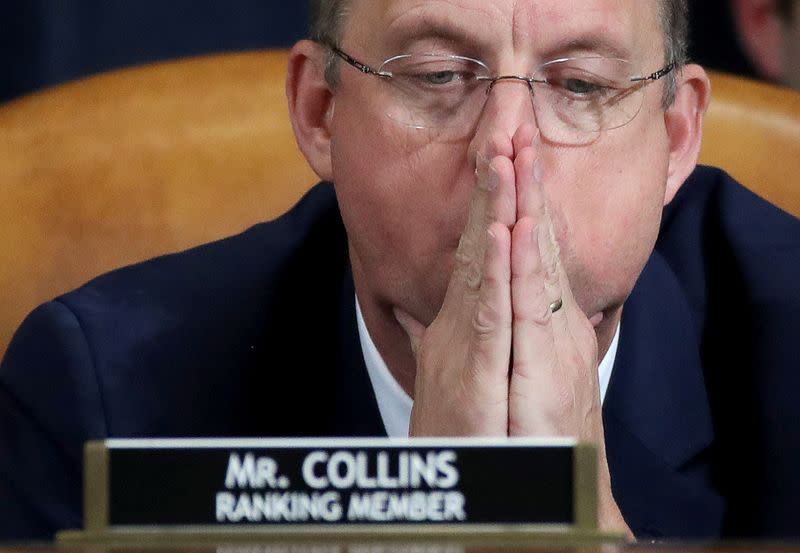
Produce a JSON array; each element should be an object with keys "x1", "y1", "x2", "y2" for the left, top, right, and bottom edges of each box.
[{"x1": 356, "y1": 296, "x2": 620, "y2": 438}]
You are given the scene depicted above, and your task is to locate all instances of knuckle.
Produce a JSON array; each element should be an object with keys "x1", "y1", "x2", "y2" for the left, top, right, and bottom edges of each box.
[
  {"x1": 465, "y1": 264, "x2": 482, "y2": 291},
  {"x1": 487, "y1": 132, "x2": 513, "y2": 158},
  {"x1": 512, "y1": 298, "x2": 552, "y2": 328},
  {"x1": 544, "y1": 264, "x2": 560, "y2": 288},
  {"x1": 511, "y1": 342, "x2": 555, "y2": 376},
  {"x1": 539, "y1": 225, "x2": 560, "y2": 269},
  {"x1": 454, "y1": 239, "x2": 483, "y2": 292},
  {"x1": 542, "y1": 249, "x2": 559, "y2": 279},
  {"x1": 455, "y1": 234, "x2": 476, "y2": 260},
  {"x1": 472, "y1": 297, "x2": 507, "y2": 338}
]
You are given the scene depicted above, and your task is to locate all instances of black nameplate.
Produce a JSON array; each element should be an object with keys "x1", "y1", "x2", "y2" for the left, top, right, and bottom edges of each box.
[{"x1": 78, "y1": 438, "x2": 597, "y2": 537}]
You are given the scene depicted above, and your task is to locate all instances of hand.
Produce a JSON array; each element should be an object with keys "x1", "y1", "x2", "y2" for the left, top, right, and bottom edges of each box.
[
  {"x1": 505, "y1": 135, "x2": 601, "y2": 440},
  {"x1": 395, "y1": 125, "x2": 602, "y2": 439},
  {"x1": 505, "y1": 135, "x2": 635, "y2": 537},
  {"x1": 394, "y1": 131, "x2": 521, "y2": 436},
  {"x1": 394, "y1": 125, "x2": 633, "y2": 536}
]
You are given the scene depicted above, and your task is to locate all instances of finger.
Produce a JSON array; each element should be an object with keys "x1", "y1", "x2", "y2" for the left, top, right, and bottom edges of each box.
[
  {"x1": 517, "y1": 167, "x2": 597, "y2": 367},
  {"x1": 516, "y1": 142, "x2": 590, "y2": 359},
  {"x1": 476, "y1": 136, "x2": 518, "y2": 229},
  {"x1": 515, "y1": 144, "x2": 546, "y2": 222},
  {"x1": 394, "y1": 306, "x2": 427, "y2": 356},
  {"x1": 466, "y1": 221, "x2": 513, "y2": 382},
  {"x1": 511, "y1": 144, "x2": 559, "y2": 376},
  {"x1": 509, "y1": 216, "x2": 556, "y2": 374},
  {"x1": 537, "y1": 211, "x2": 564, "y2": 316},
  {"x1": 516, "y1": 151, "x2": 596, "y2": 370},
  {"x1": 444, "y1": 149, "x2": 515, "y2": 312},
  {"x1": 510, "y1": 216, "x2": 589, "y2": 438},
  {"x1": 410, "y1": 222, "x2": 513, "y2": 437},
  {"x1": 512, "y1": 123, "x2": 537, "y2": 158},
  {"x1": 515, "y1": 142, "x2": 561, "y2": 308}
]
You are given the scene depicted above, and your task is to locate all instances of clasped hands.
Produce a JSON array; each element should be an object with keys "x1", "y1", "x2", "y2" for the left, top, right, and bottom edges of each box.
[{"x1": 394, "y1": 124, "x2": 632, "y2": 536}]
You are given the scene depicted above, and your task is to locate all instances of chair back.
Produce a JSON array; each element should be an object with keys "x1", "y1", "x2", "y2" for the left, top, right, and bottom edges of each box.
[
  {"x1": 0, "y1": 50, "x2": 317, "y2": 356},
  {"x1": 1, "y1": 55, "x2": 798, "y2": 359},
  {"x1": 701, "y1": 71, "x2": 800, "y2": 217}
]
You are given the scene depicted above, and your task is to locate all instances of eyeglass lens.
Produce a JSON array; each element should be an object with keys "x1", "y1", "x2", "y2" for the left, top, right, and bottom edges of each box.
[{"x1": 376, "y1": 54, "x2": 648, "y2": 145}]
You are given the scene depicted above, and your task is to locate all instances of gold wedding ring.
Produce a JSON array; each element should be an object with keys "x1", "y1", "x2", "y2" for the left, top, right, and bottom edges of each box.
[{"x1": 549, "y1": 298, "x2": 564, "y2": 314}]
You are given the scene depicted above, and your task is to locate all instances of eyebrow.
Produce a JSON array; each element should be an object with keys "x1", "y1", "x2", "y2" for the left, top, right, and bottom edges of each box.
[
  {"x1": 539, "y1": 34, "x2": 633, "y2": 62},
  {"x1": 384, "y1": 15, "x2": 492, "y2": 57}
]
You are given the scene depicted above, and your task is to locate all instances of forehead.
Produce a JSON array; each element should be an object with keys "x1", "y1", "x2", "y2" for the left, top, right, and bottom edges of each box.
[{"x1": 343, "y1": 0, "x2": 663, "y2": 62}]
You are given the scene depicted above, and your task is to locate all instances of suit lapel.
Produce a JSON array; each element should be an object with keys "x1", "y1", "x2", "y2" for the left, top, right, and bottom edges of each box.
[{"x1": 603, "y1": 251, "x2": 724, "y2": 538}]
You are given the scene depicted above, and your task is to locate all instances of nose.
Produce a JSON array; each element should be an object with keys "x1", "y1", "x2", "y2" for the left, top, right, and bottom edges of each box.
[
  {"x1": 482, "y1": 75, "x2": 538, "y2": 132},
  {"x1": 485, "y1": 75, "x2": 536, "y2": 93},
  {"x1": 468, "y1": 75, "x2": 538, "y2": 168}
]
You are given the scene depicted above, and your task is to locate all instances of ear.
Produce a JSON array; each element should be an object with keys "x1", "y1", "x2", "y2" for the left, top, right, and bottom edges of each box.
[
  {"x1": 286, "y1": 40, "x2": 334, "y2": 181},
  {"x1": 663, "y1": 64, "x2": 712, "y2": 205},
  {"x1": 731, "y1": 0, "x2": 783, "y2": 79}
]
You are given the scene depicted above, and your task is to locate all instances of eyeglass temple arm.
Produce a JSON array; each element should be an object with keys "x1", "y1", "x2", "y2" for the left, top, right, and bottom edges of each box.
[
  {"x1": 327, "y1": 45, "x2": 388, "y2": 77},
  {"x1": 630, "y1": 62, "x2": 676, "y2": 83}
]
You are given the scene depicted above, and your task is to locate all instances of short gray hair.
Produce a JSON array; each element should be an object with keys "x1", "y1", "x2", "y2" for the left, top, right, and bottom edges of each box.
[
  {"x1": 309, "y1": 0, "x2": 351, "y2": 85},
  {"x1": 310, "y1": 0, "x2": 689, "y2": 106}
]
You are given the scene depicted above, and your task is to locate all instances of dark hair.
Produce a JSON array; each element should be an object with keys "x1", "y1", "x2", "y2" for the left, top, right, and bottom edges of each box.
[{"x1": 310, "y1": 0, "x2": 689, "y2": 106}]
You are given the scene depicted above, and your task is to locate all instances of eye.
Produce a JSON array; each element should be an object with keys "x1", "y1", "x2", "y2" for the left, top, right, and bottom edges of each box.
[
  {"x1": 385, "y1": 55, "x2": 488, "y2": 96},
  {"x1": 563, "y1": 78, "x2": 603, "y2": 95},
  {"x1": 425, "y1": 70, "x2": 459, "y2": 85}
]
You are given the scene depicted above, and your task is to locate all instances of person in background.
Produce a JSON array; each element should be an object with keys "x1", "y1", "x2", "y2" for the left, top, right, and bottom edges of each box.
[{"x1": 731, "y1": 0, "x2": 800, "y2": 88}]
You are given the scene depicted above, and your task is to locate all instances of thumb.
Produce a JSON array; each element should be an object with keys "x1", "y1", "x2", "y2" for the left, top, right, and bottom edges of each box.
[{"x1": 393, "y1": 306, "x2": 426, "y2": 356}]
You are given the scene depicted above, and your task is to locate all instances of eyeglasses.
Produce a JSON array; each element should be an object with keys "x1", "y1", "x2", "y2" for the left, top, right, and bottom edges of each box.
[{"x1": 327, "y1": 45, "x2": 675, "y2": 145}]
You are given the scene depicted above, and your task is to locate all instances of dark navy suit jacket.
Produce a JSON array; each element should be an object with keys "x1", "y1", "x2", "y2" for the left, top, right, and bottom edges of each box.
[{"x1": 1, "y1": 167, "x2": 798, "y2": 541}]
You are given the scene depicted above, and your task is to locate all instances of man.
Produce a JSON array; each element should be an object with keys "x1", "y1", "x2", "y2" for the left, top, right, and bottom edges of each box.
[
  {"x1": 731, "y1": 0, "x2": 800, "y2": 88},
  {"x1": 1, "y1": 0, "x2": 798, "y2": 542}
]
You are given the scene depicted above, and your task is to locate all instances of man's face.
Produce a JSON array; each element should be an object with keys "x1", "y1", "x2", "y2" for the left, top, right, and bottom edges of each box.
[{"x1": 329, "y1": 0, "x2": 675, "y2": 326}]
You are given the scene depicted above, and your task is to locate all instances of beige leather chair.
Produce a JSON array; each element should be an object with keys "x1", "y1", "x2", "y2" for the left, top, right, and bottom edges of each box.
[
  {"x1": 0, "y1": 50, "x2": 317, "y2": 357},
  {"x1": 700, "y1": 71, "x2": 800, "y2": 216},
  {"x1": 0, "y1": 52, "x2": 798, "y2": 359}
]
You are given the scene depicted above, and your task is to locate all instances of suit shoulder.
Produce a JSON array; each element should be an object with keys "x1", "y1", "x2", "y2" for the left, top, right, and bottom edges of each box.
[
  {"x1": 659, "y1": 166, "x2": 800, "y2": 300},
  {"x1": 61, "y1": 182, "x2": 345, "y2": 314},
  {"x1": 1, "y1": 182, "x2": 349, "y2": 436},
  {"x1": 663, "y1": 166, "x2": 799, "y2": 250}
]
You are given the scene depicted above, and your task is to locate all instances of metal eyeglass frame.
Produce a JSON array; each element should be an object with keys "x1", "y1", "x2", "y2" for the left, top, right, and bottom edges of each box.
[{"x1": 326, "y1": 44, "x2": 675, "y2": 96}]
